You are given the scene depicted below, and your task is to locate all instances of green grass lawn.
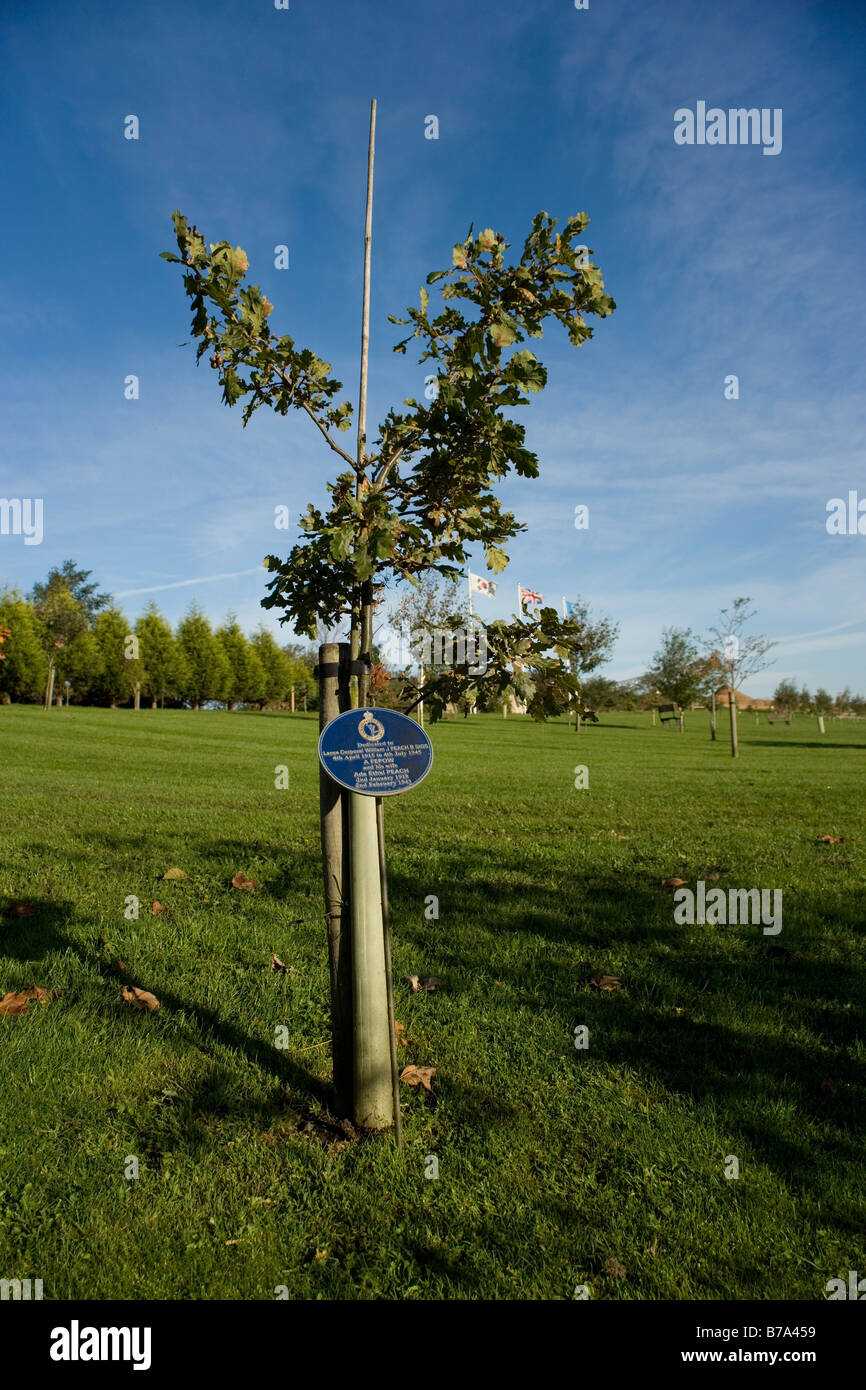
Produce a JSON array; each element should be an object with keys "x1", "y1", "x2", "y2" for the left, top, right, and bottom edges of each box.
[{"x1": 1, "y1": 704, "x2": 864, "y2": 1300}]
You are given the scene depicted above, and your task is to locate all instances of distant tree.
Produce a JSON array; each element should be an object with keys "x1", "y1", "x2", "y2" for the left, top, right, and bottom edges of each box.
[
  {"x1": 0, "y1": 592, "x2": 47, "y2": 702},
  {"x1": 561, "y1": 597, "x2": 618, "y2": 728},
  {"x1": 31, "y1": 561, "x2": 110, "y2": 623},
  {"x1": 389, "y1": 573, "x2": 466, "y2": 722},
  {"x1": 813, "y1": 687, "x2": 833, "y2": 716},
  {"x1": 250, "y1": 626, "x2": 292, "y2": 703},
  {"x1": 645, "y1": 627, "x2": 713, "y2": 714},
  {"x1": 580, "y1": 674, "x2": 628, "y2": 711},
  {"x1": 91, "y1": 607, "x2": 135, "y2": 707},
  {"x1": 283, "y1": 643, "x2": 317, "y2": 708},
  {"x1": 33, "y1": 586, "x2": 90, "y2": 709},
  {"x1": 390, "y1": 574, "x2": 466, "y2": 660},
  {"x1": 705, "y1": 597, "x2": 776, "y2": 758},
  {"x1": 773, "y1": 680, "x2": 799, "y2": 716},
  {"x1": 177, "y1": 605, "x2": 231, "y2": 709},
  {"x1": 56, "y1": 628, "x2": 103, "y2": 703},
  {"x1": 217, "y1": 616, "x2": 268, "y2": 707},
  {"x1": 834, "y1": 686, "x2": 852, "y2": 714},
  {"x1": 136, "y1": 603, "x2": 189, "y2": 708}
]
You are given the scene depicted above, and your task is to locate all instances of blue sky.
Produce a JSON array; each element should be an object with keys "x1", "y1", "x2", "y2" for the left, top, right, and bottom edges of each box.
[{"x1": 2, "y1": 0, "x2": 864, "y2": 694}]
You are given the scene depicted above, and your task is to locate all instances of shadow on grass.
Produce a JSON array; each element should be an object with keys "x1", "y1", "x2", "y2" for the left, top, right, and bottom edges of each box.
[
  {"x1": 752, "y1": 740, "x2": 866, "y2": 751},
  {"x1": 385, "y1": 848, "x2": 865, "y2": 1190},
  {"x1": 0, "y1": 893, "x2": 332, "y2": 1131}
]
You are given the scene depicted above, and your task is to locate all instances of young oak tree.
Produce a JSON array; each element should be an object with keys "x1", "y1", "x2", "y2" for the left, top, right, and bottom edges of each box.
[
  {"x1": 162, "y1": 143, "x2": 615, "y2": 1123},
  {"x1": 161, "y1": 207, "x2": 615, "y2": 716}
]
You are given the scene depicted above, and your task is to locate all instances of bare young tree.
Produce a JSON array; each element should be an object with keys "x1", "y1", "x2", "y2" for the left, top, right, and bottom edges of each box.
[{"x1": 704, "y1": 597, "x2": 776, "y2": 758}]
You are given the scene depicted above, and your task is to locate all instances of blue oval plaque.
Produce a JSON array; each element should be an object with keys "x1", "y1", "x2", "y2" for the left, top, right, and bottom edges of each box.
[{"x1": 318, "y1": 709, "x2": 434, "y2": 797}]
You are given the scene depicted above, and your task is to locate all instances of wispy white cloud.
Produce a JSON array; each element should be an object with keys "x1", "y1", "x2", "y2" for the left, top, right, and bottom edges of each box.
[{"x1": 114, "y1": 567, "x2": 266, "y2": 598}]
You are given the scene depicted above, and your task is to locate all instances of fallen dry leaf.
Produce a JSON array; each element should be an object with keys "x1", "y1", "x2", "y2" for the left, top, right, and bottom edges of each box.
[
  {"x1": 767, "y1": 946, "x2": 805, "y2": 962},
  {"x1": 661, "y1": 877, "x2": 687, "y2": 888},
  {"x1": 610, "y1": 831, "x2": 630, "y2": 840},
  {"x1": 121, "y1": 986, "x2": 160, "y2": 1012},
  {"x1": 400, "y1": 1064, "x2": 436, "y2": 1092},
  {"x1": 162, "y1": 867, "x2": 188, "y2": 881},
  {"x1": 395, "y1": 1020, "x2": 416, "y2": 1048},
  {"x1": 603, "y1": 1256, "x2": 627, "y2": 1279},
  {"x1": 271, "y1": 954, "x2": 291, "y2": 974},
  {"x1": 818, "y1": 835, "x2": 851, "y2": 844},
  {"x1": 704, "y1": 872, "x2": 720, "y2": 882},
  {"x1": 232, "y1": 871, "x2": 260, "y2": 891},
  {"x1": 105, "y1": 959, "x2": 127, "y2": 976},
  {"x1": 1, "y1": 985, "x2": 60, "y2": 1015},
  {"x1": 21, "y1": 986, "x2": 60, "y2": 1002},
  {"x1": 405, "y1": 975, "x2": 441, "y2": 993},
  {"x1": 589, "y1": 973, "x2": 621, "y2": 991},
  {"x1": 0, "y1": 992, "x2": 29, "y2": 1015},
  {"x1": 152, "y1": 902, "x2": 165, "y2": 915},
  {"x1": 4, "y1": 901, "x2": 38, "y2": 918},
  {"x1": 225, "y1": 1240, "x2": 240, "y2": 1246}
]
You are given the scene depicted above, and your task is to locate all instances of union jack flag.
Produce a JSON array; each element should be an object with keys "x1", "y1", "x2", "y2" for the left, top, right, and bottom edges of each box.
[{"x1": 519, "y1": 585, "x2": 543, "y2": 611}]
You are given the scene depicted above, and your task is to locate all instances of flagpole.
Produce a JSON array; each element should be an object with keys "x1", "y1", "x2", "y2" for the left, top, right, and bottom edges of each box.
[
  {"x1": 467, "y1": 570, "x2": 473, "y2": 620},
  {"x1": 562, "y1": 595, "x2": 566, "y2": 620}
]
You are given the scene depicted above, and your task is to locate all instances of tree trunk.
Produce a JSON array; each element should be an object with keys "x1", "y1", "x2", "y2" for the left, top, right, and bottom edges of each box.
[
  {"x1": 318, "y1": 642, "x2": 353, "y2": 1118},
  {"x1": 133, "y1": 682, "x2": 141, "y2": 711},
  {"x1": 729, "y1": 692, "x2": 739, "y2": 758},
  {"x1": 710, "y1": 690, "x2": 717, "y2": 740},
  {"x1": 151, "y1": 696, "x2": 157, "y2": 710},
  {"x1": 44, "y1": 660, "x2": 55, "y2": 712}
]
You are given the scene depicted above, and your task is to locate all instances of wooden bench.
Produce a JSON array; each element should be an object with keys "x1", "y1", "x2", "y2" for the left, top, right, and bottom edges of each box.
[{"x1": 658, "y1": 703, "x2": 682, "y2": 726}]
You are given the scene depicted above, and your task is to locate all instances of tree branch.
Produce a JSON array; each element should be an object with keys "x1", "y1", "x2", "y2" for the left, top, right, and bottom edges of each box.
[{"x1": 298, "y1": 398, "x2": 361, "y2": 472}]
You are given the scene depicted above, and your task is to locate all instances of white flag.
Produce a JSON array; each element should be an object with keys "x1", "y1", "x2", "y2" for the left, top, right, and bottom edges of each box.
[{"x1": 468, "y1": 571, "x2": 498, "y2": 597}]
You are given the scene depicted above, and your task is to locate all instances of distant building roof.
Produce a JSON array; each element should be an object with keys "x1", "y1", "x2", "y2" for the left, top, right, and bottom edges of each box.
[{"x1": 716, "y1": 685, "x2": 773, "y2": 710}]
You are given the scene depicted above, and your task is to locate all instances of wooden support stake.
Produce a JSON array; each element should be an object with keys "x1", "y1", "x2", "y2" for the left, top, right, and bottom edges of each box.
[
  {"x1": 377, "y1": 796, "x2": 402, "y2": 1149},
  {"x1": 318, "y1": 642, "x2": 353, "y2": 1117},
  {"x1": 350, "y1": 789, "x2": 393, "y2": 1129},
  {"x1": 729, "y1": 691, "x2": 739, "y2": 758}
]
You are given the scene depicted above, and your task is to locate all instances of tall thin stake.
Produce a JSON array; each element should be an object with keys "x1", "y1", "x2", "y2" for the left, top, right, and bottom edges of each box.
[
  {"x1": 348, "y1": 98, "x2": 393, "y2": 1130},
  {"x1": 351, "y1": 97, "x2": 377, "y2": 711},
  {"x1": 377, "y1": 796, "x2": 402, "y2": 1149}
]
